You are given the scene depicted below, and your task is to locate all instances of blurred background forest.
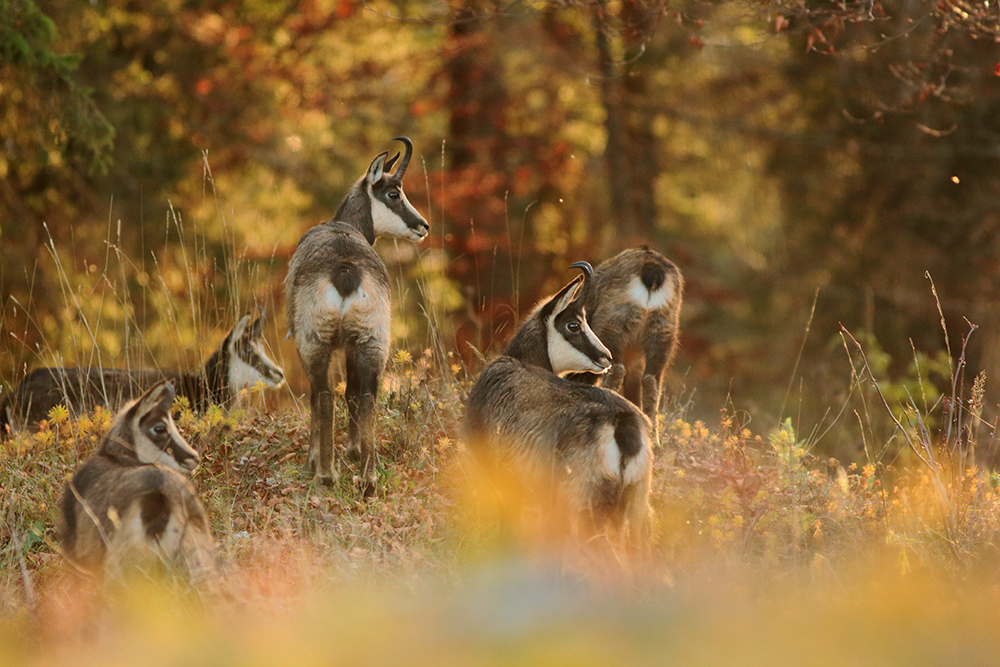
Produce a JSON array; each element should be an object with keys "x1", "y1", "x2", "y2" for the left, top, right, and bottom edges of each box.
[{"x1": 1, "y1": 0, "x2": 999, "y2": 461}]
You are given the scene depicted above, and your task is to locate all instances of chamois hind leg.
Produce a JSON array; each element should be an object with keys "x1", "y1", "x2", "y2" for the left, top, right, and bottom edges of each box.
[
  {"x1": 641, "y1": 339, "x2": 672, "y2": 443},
  {"x1": 303, "y1": 346, "x2": 336, "y2": 485},
  {"x1": 344, "y1": 339, "x2": 387, "y2": 498}
]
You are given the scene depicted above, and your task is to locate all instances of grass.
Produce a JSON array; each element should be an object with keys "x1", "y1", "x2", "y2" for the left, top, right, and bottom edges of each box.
[
  {"x1": 4, "y1": 344, "x2": 1000, "y2": 666},
  {"x1": 4, "y1": 182, "x2": 1000, "y2": 662}
]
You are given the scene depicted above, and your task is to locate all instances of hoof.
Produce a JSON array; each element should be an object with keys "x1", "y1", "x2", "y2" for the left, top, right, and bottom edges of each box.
[
  {"x1": 358, "y1": 478, "x2": 377, "y2": 499},
  {"x1": 316, "y1": 474, "x2": 336, "y2": 487}
]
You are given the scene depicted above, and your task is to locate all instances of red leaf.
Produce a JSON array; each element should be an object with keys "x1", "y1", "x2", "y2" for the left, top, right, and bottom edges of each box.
[
  {"x1": 689, "y1": 36, "x2": 705, "y2": 49},
  {"x1": 995, "y1": 62, "x2": 1000, "y2": 76}
]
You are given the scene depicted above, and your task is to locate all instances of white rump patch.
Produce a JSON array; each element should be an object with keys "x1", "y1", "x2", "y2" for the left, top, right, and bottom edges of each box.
[
  {"x1": 597, "y1": 424, "x2": 620, "y2": 477},
  {"x1": 627, "y1": 275, "x2": 674, "y2": 310},
  {"x1": 297, "y1": 275, "x2": 390, "y2": 350},
  {"x1": 597, "y1": 422, "x2": 652, "y2": 485}
]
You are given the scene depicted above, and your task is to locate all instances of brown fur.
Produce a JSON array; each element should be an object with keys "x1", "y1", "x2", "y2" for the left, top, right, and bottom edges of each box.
[
  {"x1": 572, "y1": 247, "x2": 683, "y2": 441},
  {"x1": 59, "y1": 381, "x2": 215, "y2": 582},
  {"x1": 286, "y1": 138, "x2": 427, "y2": 496},
  {"x1": 465, "y1": 268, "x2": 653, "y2": 544},
  {"x1": 0, "y1": 311, "x2": 284, "y2": 438}
]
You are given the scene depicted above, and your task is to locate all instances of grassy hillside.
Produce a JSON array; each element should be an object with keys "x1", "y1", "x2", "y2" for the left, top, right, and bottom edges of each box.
[{"x1": 3, "y1": 345, "x2": 1000, "y2": 664}]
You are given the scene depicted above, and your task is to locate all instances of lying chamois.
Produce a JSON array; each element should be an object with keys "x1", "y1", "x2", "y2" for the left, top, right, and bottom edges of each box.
[
  {"x1": 569, "y1": 247, "x2": 683, "y2": 440},
  {"x1": 0, "y1": 310, "x2": 284, "y2": 438},
  {"x1": 286, "y1": 137, "x2": 428, "y2": 495},
  {"x1": 60, "y1": 380, "x2": 215, "y2": 581},
  {"x1": 464, "y1": 262, "x2": 653, "y2": 543}
]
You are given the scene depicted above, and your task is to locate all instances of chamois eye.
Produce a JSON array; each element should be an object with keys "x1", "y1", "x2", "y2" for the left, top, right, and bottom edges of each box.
[
  {"x1": 387, "y1": 190, "x2": 400, "y2": 200},
  {"x1": 566, "y1": 321, "x2": 581, "y2": 333},
  {"x1": 152, "y1": 423, "x2": 168, "y2": 437}
]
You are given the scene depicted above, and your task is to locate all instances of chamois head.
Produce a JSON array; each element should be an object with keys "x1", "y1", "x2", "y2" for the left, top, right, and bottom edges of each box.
[
  {"x1": 505, "y1": 262, "x2": 613, "y2": 376},
  {"x1": 100, "y1": 380, "x2": 200, "y2": 474},
  {"x1": 336, "y1": 137, "x2": 429, "y2": 244},
  {"x1": 226, "y1": 308, "x2": 286, "y2": 392}
]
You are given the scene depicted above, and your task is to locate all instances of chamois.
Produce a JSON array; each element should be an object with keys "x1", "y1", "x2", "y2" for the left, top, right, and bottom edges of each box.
[
  {"x1": 569, "y1": 247, "x2": 683, "y2": 440},
  {"x1": 286, "y1": 137, "x2": 428, "y2": 495},
  {"x1": 60, "y1": 380, "x2": 215, "y2": 581},
  {"x1": 0, "y1": 310, "x2": 284, "y2": 438},
  {"x1": 464, "y1": 263, "x2": 653, "y2": 543}
]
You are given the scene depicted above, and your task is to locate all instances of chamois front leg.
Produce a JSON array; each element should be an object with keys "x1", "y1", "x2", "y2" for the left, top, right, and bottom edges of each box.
[{"x1": 345, "y1": 340, "x2": 387, "y2": 498}]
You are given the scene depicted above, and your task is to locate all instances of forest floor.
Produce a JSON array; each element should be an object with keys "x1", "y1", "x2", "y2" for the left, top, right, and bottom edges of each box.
[{"x1": 3, "y1": 354, "x2": 1000, "y2": 665}]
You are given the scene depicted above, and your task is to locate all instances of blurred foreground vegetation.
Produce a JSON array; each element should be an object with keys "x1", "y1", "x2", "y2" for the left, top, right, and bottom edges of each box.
[{"x1": 3, "y1": 355, "x2": 1000, "y2": 662}]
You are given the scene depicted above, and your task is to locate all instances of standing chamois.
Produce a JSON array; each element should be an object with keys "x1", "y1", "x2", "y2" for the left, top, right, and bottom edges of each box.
[
  {"x1": 60, "y1": 380, "x2": 215, "y2": 582},
  {"x1": 286, "y1": 137, "x2": 428, "y2": 495},
  {"x1": 464, "y1": 263, "x2": 653, "y2": 543},
  {"x1": 0, "y1": 310, "x2": 285, "y2": 438},
  {"x1": 569, "y1": 247, "x2": 683, "y2": 440}
]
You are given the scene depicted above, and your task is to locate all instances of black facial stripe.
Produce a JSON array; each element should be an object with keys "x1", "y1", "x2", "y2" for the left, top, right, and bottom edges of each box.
[
  {"x1": 553, "y1": 306, "x2": 606, "y2": 363},
  {"x1": 373, "y1": 178, "x2": 426, "y2": 231},
  {"x1": 168, "y1": 439, "x2": 196, "y2": 463},
  {"x1": 236, "y1": 340, "x2": 281, "y2": 377}
]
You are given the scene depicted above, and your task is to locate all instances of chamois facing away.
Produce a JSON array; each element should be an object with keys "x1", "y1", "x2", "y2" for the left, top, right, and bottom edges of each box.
[
  {"x1": 60, "y1": 380, "x2": 215, "y2": 582},
  {"x1": 286, "y1": 137, "x2": 428, "y2": 496},
  {"x1": 569, "y1": 247, "x2": 683, "y2": 441},
  {"x1": 0, "y1": 310, "x2": 285, "y2": 438},
  {"x1": 464, "y1": 263, "x2": 653, "y2": 544}
]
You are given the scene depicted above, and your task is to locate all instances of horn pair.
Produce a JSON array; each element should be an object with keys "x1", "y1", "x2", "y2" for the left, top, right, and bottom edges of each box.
[{"x1": 384, "y1": 136, "x2": 413, "y2": 177}]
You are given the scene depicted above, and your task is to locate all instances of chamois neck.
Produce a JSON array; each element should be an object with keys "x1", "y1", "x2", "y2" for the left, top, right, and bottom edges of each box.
[
  {"x1": 503, "y1": 321, "x2": 553, "y2": 373},
  {"x1": 201, "y1": 348, "x2": 230, "y2": 408},
  {"x1": 333, "y1": 180, "x2": 376, "y2": 245},
  {"x1": 98, "y1": 423, "x2": 142, "y2": 466}
]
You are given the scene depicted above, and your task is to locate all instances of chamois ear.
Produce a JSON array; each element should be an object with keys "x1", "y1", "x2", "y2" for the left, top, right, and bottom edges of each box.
[
  {"x1": 134, "y1": 380, "x2": 176, "y2": 419},
  {"x1": 384, "y1": 151, "x2": 400, "y2": 173},
  {"x1": 247, "y1": 307, "x2": 267, "y2": 340},
  {"x1": 231, "y1": 313, "x2": 252, "y2": 340},
  {"x1": 568, "y1": 261, "x2": 594, "y2": 303},
  {"x1": 548, "y1": 274, "x2": 585, "y2": 317},
  {"x1": 366, "y1": 151, "x2": 390, "y2": 184}
]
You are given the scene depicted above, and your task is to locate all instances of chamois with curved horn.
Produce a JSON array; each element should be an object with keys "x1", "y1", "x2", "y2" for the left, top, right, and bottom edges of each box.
[
  {"x1": 286, "y1": 137, "x2": 428, "y2": 495},
  {"x1": 60, "y1": 380, "x2": 215, "y2": 581},
  {"x1": 0, "y1": 310, "x2": 285, "y2": 438},
  {"x1": 464, "y1": 263, "x2": 653, "y2": 543},
  {"x1": 568, "y1": 247, "x2": 683, "y2": 441}
]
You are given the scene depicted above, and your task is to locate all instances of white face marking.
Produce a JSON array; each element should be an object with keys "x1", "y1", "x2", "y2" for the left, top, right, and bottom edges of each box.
[
  {"x1": 227, "y1": 339, "x2": 284, "y2": 394},
  {"x1": 545, "y1": 311, "x2": 612, "y2": 376},
  {"x1": 627, "y1": 275, "x2": 674, "y2": 310},
  {"x1": 369, "y1": 186, "x2": 427, "y2": 241},
  {"x1": 132, "y1": 420, "x2": 198, "y2": 475}
]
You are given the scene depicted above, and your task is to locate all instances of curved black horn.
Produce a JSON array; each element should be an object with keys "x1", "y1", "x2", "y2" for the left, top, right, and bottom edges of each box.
[
  {"x1": 569, "y1": 261, "x2": 594, "y2": 282},
  {"x1": 569, "y1": 261, "x2": 594, "y2": 299},
  {"x1": 391, "y1": 136, "x2": 413, "y2": 177}
]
